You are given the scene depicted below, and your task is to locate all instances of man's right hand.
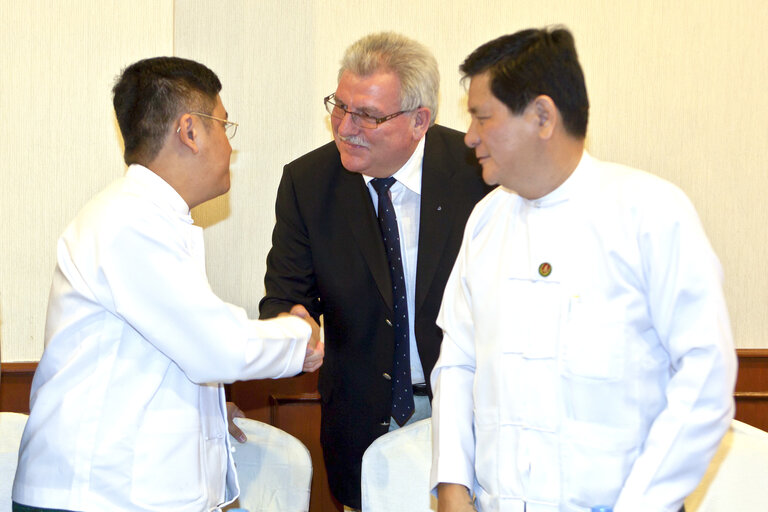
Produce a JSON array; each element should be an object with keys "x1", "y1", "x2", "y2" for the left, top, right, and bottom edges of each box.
[
  {"x1": 288, "y1": 304, "x2": 321, "y2": 349},
  {"x1": 279, "y1": 304, "x2": 324, "y2": 372},
  {"x1": 437, "y1": 483, "x2": 477, "y2": 512}
]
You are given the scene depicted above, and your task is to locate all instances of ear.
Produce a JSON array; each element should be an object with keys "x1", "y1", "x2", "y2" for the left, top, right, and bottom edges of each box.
[
  {"x1": 176, "y1": 113, "x2": 200, "y2": 154},
  {"x1": 532, "y1": 95, "x2": 557, "y2": 140},
  {"x1": 411, "y1": 107, "x2": 431, "y2": 140}
]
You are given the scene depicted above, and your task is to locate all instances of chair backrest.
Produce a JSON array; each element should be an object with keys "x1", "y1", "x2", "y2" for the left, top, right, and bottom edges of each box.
[
  {"x1": 685, "y1": 419, "x2": 768, "y2": 511},
  {"x1": 0, "y1": 412, "x2": 29, "y2": 512},
  {"x1": 225, "y1": 417, "x2": 312, "y2": 512},
  {"x1": 361, "y1": 418, "x2": 436, "y2": 512}
]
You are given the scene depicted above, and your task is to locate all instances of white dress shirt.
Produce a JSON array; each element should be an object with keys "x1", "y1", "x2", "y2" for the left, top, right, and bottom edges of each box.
[
  {"x1": 13, "y1": 165, "x2": 311, "y2": 512},
  {"x1": 430, "y1": 152, "x2": 737, "y2": 512},
  {"x1": 364, "y1": 137, "x2": 426, "y2": 385}
]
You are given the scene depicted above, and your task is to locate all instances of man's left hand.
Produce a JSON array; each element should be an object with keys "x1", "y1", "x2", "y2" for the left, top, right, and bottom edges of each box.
[{"x1": 226, "y1": 402, "x2": 247, "y2": 443}]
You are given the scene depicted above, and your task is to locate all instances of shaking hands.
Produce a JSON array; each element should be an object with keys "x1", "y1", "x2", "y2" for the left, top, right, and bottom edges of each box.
[{"x1": 283, "y1": 304, "x2": 324, "y2": 373}]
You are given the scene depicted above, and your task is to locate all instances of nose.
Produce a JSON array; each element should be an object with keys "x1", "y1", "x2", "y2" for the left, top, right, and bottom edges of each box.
[
  {"x1": 336, "y1": 111, "x2": 359, "y2": 136},
  {"x1": 464, "y1": 120, "x2": 480, "y2": 148}
]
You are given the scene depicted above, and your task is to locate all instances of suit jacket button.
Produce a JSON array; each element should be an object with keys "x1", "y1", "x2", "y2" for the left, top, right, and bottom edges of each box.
[
  {"x1": 385, "y1": 319, "x2": 393, "y2": 327},
  {"x1": 382, "y1": 373, "x2": 391, "y2": 380}
]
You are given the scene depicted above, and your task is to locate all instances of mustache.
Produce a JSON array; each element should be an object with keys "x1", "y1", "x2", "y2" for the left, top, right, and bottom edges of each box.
[{"x1": 338, "y1": 134, "x2": 370, "y2": 148}]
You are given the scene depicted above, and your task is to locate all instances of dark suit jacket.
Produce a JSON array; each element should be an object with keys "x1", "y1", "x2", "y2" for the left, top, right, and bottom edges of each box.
[{"x1": 259, "y1": 124, "x2": 490, "y2": 508}]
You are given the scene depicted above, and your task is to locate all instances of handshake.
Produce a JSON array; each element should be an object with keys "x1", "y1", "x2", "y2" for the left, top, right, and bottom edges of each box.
[
  {"x1": 228, "y1": 303, "x2": 323, "y2": 444},
  {"x1": 279, "y1": 304, "x2": 324, "y2": 374}
]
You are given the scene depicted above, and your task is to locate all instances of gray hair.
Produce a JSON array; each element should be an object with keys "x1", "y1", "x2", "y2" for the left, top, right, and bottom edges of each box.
[{"x1": 339, "y1": 32, "x2": 439, "y2": 126}]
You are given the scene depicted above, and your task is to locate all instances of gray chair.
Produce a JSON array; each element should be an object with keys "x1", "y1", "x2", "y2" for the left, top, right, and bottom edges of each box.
[
  {"x1": 0, "y1": 412, "x2": 28, "y2": 512},
  {"x1": 225, "y1": 417, "x2": 312, "y2": 512},
  {"x1": 686, "y1": 419, "x2": 768, "y2": 511},
  {"x1": 361, "y1": 418, "x2": 436, "y2": 512}
]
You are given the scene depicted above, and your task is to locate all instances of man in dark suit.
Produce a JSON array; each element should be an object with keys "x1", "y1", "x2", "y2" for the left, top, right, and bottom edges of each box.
[{"x1": 259, "y1": 32, "x2": 490, "y2": 510}]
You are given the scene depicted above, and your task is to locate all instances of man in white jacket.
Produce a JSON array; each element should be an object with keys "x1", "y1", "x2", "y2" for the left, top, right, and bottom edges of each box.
[
  {"x1": 430, "y1": 28, "x2": 736, "y2": 512},
  {"x1": 12, "y1": 56, "x2": 323, "y2": 512}
]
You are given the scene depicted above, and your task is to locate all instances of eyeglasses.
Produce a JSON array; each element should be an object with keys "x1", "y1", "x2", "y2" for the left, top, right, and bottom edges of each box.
[
  {"x1": 323, "y1": 94, "x2": 411, "y2": 129},
  {"x1": 189, "y1": 112, "x2": 238, "y2": 139}
]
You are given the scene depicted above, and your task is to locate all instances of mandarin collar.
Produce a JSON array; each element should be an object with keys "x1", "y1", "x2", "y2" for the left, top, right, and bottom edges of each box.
[
  {"x1": 125, "y1": 164, "x2": 194, "y2": 223},
  {"x1": 520, "y1": 150, "x2": 591, "y2": 208}
]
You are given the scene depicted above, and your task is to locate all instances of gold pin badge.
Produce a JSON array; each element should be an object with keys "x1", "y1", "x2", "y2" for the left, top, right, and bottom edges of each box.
[{"x1": 538, "y1": 262, "x2": 552, "y2": 277}]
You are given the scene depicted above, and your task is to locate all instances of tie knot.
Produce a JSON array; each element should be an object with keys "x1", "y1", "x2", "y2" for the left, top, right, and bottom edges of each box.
[{"x1": 371, "y1": 176, "x2": 397, "y2": 195}]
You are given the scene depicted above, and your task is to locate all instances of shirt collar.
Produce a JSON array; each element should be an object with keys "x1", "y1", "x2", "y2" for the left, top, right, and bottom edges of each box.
[
  {"x1": 362, "y1": 136, "x2": 425, "y2": 195},
  {"x1": 522, "y1": 150, "x2": 591, "y2": 208},
  {"x1": 125, "y1": 164, "x2": 193, "y2": 223}
]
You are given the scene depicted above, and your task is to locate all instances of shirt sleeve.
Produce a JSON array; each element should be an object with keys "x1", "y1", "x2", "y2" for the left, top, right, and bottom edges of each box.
[
  {"x1": 614, "y1": 187, "x2": 737, "y2": 511},
  {"x1": 81, "y1": 209, "x2": 310, "y2": 385},
  {"x1": 429, "y1": 223, "x2": 478, "y2": 495}
]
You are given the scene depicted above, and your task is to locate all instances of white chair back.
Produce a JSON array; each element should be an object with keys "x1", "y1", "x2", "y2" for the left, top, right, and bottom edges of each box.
[
  {"x1": 361, "y1": 418, "x2": 436, "y2": 512},
  {"x1": 225, "y1": 417, "x2": 312, "y2": 512},
  {"x1": 0, "y1": 412, "x2": 28, "y2": 512},
  {"x1": 686, "y1": 419, "x2": 768, "y2": 511}
]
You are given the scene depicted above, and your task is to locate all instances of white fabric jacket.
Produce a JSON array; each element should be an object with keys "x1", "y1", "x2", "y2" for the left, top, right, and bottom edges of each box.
[
  {"x1": 13, "y1": 165, "x2": 310, "y2": 512},
  {"x1": 430, "y1": 152, "x2": 737, "y2": 512}
]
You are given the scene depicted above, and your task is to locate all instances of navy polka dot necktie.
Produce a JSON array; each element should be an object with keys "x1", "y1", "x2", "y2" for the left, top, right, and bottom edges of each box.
[{"x1": 371, "y1": 177, "x2": 414, "y2": 426}]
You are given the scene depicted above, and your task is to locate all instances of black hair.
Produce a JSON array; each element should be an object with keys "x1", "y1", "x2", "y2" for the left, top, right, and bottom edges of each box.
[
  {"x1": 112, "y1": 56, "x2": 222, "y2": 165},
  {"x1": 460, "y1": 27, "x2": 589, "y2": 138}
]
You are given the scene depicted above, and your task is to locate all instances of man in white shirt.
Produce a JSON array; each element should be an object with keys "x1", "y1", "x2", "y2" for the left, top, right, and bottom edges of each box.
[
  {"x1": 12, "y1": 56, "x2": 322, "y2": 512},
  {"x1": 431, "y1": 27, "x2": 737, "y2": 512}
]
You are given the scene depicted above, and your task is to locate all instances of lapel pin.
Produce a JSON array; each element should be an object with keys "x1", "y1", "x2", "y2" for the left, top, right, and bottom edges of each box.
[{"x1": 538, "y1": 262, "x2": 552, "y2": 277}]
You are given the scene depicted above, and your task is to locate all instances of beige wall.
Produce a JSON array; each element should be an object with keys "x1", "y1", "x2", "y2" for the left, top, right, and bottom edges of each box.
[
  {"x1": 1, "y1": 0, "x2": 766, "y2": 362},
  {"x1": 0, "y1": 0, "x2": 174, "y2": 361}
]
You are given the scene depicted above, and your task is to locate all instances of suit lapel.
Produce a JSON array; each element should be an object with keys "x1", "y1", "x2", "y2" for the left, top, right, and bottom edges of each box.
[
  {"x1": 334, "y1": 168, "x2": 394, "y2": 311},
  {"x1": 415, "y1": 132, "x2": 459, "y2": 314}
]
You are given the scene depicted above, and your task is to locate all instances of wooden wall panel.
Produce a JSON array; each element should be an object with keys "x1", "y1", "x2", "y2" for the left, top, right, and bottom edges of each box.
[
  {"x1": 3, "y1": 349, "x2": 767, "y2": 512},
  {"x1": 0, "y1": 362, "x2": 36, "y2": 414},
  {"x1": 7, "y1": 351, "x2": 766, "y2": 425},
  {"x1": 228, "y1": 371, "x2": 319, "y2": 424},
  {"x1": 733, "y1": 349, "x2": 768, "y2": 431}
]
